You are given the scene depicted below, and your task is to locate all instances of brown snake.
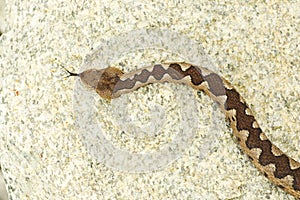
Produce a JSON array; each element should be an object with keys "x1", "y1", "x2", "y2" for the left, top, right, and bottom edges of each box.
[{"x1": 65, "y1": 62, "x2": 300, "y2": 199}]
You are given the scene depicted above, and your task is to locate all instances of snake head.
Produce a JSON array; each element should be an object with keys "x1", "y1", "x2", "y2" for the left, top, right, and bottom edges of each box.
[{"x1": 79, "y1": 67, "x2": 124, "y2": 100}]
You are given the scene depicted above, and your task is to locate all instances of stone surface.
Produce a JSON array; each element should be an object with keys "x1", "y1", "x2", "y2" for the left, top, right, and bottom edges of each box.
[{"x1": 0, "y1": 0, "x2": 299, "y2": 199}]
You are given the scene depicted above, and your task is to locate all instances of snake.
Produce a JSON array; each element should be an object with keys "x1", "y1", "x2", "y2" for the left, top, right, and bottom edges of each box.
[{"x1": 64, "y1": 62, "x2": 300, "y2": 199}]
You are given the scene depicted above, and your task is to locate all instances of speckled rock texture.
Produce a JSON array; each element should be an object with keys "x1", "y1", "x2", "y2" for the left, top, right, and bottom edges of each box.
[{"x1": 0, "y1": 1, "x2": 299, "y2": 200}]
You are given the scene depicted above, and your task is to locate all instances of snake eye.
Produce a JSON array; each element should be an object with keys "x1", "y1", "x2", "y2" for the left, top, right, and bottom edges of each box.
[{"x1": 229, "y1": 115, "x2": 236, "y2": 122}]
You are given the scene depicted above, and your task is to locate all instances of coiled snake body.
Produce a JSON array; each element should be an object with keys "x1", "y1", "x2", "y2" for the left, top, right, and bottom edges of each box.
[{"x1": 66, "y1": 62, "x2": 300, "y2": 199}]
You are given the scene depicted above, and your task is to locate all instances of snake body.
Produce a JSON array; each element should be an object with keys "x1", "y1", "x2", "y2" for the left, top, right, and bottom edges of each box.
[{"x1": 67, "y1": 62, "x2": 300, "y2": 198}]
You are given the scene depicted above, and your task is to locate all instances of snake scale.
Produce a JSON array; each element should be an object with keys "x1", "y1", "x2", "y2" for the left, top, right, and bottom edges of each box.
[{"x1": 65, "y1": 62, "x2": 300, "y2": 199}]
